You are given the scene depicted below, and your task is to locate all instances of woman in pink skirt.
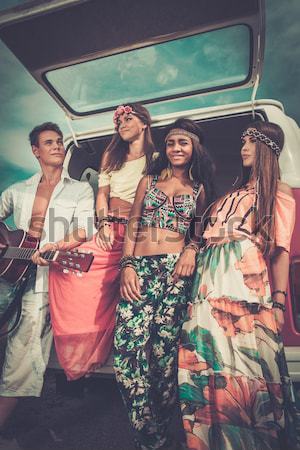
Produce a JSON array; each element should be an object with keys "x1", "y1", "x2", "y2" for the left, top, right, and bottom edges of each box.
[{"x1": 49, "y1": 103, "x2": 155, "y2": 380}]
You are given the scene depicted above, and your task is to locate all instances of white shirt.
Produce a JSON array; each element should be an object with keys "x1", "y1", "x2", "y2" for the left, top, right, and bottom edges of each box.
[
  {"x1": 0, "y1": 168, "x2": 95, "y2": 292},
  {"x1": 98, "y1": 156, "x2": 146, "y2": 203}
]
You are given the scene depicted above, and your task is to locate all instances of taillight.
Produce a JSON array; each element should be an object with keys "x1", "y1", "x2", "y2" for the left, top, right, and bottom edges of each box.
[{"x1": 290, "y1": 257, "x2": 300, "y2": 332}]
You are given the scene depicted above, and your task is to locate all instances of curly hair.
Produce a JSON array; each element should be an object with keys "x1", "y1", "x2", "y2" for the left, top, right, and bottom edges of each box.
[{"x1": 148, "y1": 118, "x2": 216, "y2": 208}]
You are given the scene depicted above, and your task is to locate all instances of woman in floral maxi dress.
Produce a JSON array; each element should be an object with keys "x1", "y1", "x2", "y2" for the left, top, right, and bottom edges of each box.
[{"x1": 178, "y1": 121, "x2": 298, "y2": 450}]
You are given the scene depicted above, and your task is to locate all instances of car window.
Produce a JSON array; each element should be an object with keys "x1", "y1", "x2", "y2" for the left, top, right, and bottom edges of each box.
[{"x1": 46, "y1": 25, "x2": 250, "y2": 115}]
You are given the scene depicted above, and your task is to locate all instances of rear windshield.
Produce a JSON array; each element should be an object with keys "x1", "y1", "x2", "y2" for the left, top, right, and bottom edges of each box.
[{"x1": 45, "y1": 25, "x2": 251, "y2": 115}]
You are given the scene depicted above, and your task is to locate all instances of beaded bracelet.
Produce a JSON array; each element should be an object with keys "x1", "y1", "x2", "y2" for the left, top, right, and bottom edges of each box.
[
  {"x1": 119, "y1": 255, "x2": 137, "y2": 271},
  {"x1": 120, "y1": 263, "x2": 137, "y2": 272},
  {"x1": 272, "y1": 301, "x2": 286, "y2": 312}
]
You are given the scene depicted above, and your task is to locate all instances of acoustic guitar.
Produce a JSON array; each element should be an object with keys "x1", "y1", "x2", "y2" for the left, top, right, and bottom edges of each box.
[{"x1": 0, "y1": 222, "x2": 94, "y2": 284}]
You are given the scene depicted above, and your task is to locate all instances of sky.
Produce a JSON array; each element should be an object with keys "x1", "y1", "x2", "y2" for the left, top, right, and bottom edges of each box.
[{"x1": 0, "y1": 0, "x2": 300, "y2": 191}]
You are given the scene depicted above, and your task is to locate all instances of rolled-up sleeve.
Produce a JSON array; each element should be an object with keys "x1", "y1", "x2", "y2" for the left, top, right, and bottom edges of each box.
[
  {"x1": 0, "y1": 187, "x2": 13, "y2": 221},
  {"x1": 275, "y1": 191, "x2": 296, "y2": 252},
  {"x1": 73, "y1": 182, "x2": 95, "y2": 239},
  {"x1": 98, "y1": 170, "x2": 111, "y2": 188}
]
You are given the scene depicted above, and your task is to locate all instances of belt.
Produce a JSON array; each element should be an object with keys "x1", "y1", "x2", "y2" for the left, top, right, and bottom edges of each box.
[{"x1": 106, "y1": 216, "x2": 128, "y2": 224}]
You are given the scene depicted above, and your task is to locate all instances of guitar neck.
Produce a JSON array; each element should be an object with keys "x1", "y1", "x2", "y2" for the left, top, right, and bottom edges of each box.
[{"x1": 3, "y1": 247, "x2": 56, "y2": 261}]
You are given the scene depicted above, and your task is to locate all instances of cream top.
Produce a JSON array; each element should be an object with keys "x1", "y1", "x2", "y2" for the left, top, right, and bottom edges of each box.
[{"x1": 98, "y1": 155, "x2": 146, "y2": 203}]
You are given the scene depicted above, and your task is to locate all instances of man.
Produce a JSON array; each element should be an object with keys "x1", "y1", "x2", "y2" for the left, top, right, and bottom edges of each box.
[{"x1": 0, "y1": 122, "x2": 94, "y2": 449}]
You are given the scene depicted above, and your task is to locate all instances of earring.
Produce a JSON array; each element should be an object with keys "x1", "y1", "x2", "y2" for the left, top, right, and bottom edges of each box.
[
  {"x1": 161, "y1": 162, "x2": 172, "y2": 180},
  {"x1": 189, "y1": 165, "x2": 194, "y2": 181}
]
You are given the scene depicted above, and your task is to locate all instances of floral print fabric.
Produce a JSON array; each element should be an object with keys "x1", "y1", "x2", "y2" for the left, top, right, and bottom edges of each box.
[
  {"x1": 114, "y1": 253, "x2": 191, "y2": 450},
  {"x1": 178, "y1": 239, "x2": 299, "y2": 450}
]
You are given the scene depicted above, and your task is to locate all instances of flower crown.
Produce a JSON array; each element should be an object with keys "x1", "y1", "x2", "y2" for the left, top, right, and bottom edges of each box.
[
  {"x1": 113, "y1": 105, "x2": 135, "y2": 130},
  {"x1": 241, "y1": 128, "x2": 282, "y2": 157}
]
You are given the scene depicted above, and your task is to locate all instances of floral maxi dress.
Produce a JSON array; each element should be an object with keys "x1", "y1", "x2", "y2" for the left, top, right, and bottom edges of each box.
[{"x1": 178, "y1": 186, "x2": 298, "y2": 450}]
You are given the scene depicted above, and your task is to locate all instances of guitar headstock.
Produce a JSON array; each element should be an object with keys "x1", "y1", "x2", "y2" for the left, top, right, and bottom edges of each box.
[{"x1": 55, "y1": 250, "x2": 94, "y2": 273}]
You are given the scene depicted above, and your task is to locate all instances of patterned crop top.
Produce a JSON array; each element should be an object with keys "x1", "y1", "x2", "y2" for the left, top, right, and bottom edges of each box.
[{"x1": 140, "y1": 175, "x2": 202, "y2": 235}]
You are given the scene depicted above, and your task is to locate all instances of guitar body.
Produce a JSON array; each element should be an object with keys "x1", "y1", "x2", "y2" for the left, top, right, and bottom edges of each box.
[
  {"x1": 0, "y1": 222, "x2": 94, "y2": 284},
  {"x1": 0, "y1": 222, "x2": 39, "y2": 284}
]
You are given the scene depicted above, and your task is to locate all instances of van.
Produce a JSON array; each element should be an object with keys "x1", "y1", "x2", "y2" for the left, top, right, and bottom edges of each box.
[{"x1": 0, "y1": 0, "x2": 299, "y2": 380}]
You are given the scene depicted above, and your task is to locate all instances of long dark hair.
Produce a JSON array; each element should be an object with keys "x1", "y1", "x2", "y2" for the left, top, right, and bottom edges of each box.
[
  {"x1": 100, "y1": 102, "x2": 155, "y2": 173},
  {"x1": 149, "y1": 118, "x2": 216, "y2": 208},
  {"x1": 239, "y1": 121, "x2": 284, "y2": 254}
]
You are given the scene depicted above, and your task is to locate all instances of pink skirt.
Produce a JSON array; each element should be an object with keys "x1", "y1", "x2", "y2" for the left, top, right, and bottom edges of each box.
[{"x1": 49, "y1": 223, "x2": 125, "y2": 380}]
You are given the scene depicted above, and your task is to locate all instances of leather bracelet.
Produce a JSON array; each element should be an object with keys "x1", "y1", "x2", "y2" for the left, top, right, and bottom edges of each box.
[
  {"x1": 184, "y1": 242, "x2": 200, "y2": 254},
  {"x1": 271, "y1": 290, "x2": 287, "y2": 298},
  {"x1": 272, "y1": 301, "x2": 286, "y2": 312}
]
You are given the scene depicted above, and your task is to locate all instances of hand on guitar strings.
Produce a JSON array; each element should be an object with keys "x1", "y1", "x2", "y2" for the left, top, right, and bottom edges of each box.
[{"x1": 31, "y1": 242, "x2": 59, "y2": 266}]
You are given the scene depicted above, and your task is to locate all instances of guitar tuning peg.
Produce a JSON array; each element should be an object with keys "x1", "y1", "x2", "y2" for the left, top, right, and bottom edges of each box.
[{"x1": 63, "y1": 268, "x2": 69, "y2": 274}]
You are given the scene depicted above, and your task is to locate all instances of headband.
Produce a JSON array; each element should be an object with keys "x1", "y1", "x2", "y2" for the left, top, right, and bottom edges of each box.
[
  {"x1": 241, "y1": 128, "x2": 281, "y2": 157},
  {"x1": 165, "y1": 128, "x2": 200, "y2": 143},
  {"x1": 113, "y1": 105, "x2": 138, "y2": 130}
]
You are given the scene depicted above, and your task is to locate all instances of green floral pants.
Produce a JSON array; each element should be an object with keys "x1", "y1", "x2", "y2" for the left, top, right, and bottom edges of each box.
[{"x1": 114, "y1": 254, "x2": 190, "y2": 450}]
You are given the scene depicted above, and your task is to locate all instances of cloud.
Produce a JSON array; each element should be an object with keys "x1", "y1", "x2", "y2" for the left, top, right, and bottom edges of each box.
[
  {"x1": 256, "y1": 0, "x2": 300, "y2": 121},
  {"x1": 118, "y1": 46, "x2": 157, "y2": 80},
  {"x1": 1, "y1": 128, "x2": 40, "y2": 171},
  {"x1": 0, "y1": 42, "x2": 66, "y2": 170},
  {"x1": 156, "y1": 64, "x2": 178, "y2": 86}
]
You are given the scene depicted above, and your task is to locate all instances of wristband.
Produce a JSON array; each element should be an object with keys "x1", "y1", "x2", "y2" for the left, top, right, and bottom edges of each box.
[{"x1": 272, "y1": 301, "x2": 286, "y2": 312}]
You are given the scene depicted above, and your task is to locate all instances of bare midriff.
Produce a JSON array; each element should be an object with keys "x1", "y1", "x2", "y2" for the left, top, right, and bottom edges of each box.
[
  {"x1": 133, "y1": 226, "x2": 185, "y2": 256},
  {"x1": 109, "y1": 197, "x2": 133, "y2": 218}
]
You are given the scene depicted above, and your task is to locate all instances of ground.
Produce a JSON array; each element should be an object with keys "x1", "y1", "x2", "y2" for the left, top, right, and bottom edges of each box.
[
  {"x1": 3, "y1": 370, "x2": 300, "y2": 450},
  {"x1": 6, "y1": 371, "x2": 185, "y2": 450}
]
